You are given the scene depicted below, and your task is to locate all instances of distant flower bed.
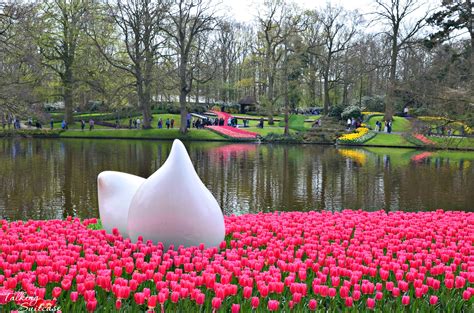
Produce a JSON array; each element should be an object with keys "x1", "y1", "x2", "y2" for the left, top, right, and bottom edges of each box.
[
  {"x1": 337, "y1": 127, "x2": 375, "y2": 144},
  {"x1": 362, "y1": 112, "x2": 383, "y2": 116},
  {"x1": 412, "y1": 133, "x2": 436, "y2": 146},
  {"x1": 0, "y1": 211, "x2": 473, "y2": 312},
  {"x1": 361, "y1": 112, "x2": 384, "y2": 121}
]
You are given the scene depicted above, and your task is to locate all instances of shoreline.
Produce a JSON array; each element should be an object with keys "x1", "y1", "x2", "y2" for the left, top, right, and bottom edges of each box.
[{"x1": 2, "y1": 130, "x2": 474, "y2": 151}]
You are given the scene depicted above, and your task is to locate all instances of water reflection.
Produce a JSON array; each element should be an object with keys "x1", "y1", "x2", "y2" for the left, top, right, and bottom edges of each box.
[{"x1": 0, "y1": 139, "x2": 472, "y2": 221}]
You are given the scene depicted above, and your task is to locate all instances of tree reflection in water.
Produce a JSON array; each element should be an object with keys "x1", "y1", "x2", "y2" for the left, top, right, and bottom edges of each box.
[{"x1": 0, "y1": 139, "x2": 472, "y2": 221}]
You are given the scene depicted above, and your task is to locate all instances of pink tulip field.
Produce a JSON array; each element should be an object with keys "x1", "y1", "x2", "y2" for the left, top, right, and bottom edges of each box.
[{"x1": 0, "y1": 210, "x2": 473, "y2": 312}]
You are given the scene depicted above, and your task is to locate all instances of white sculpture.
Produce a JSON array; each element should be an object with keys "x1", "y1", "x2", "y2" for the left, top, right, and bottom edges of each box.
[
  {"x1": 97, "y1": 139, "x2": 225, "y2": 248},
  {"x1": 97, "y1": 171, "x2": 145, "y2": 236}
]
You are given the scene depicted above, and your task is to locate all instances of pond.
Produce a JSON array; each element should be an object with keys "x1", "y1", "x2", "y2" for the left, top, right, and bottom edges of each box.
[{"x1": 0, "y1": 138, "x2": 473, "y2": 221}]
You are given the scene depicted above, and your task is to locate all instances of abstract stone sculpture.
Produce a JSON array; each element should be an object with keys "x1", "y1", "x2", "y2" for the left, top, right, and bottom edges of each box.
[
  {"x1": 97, "y1": 171, "x2": 145, "y2": 236},
  {"x1": 97, "y1": 139, "x2": 225, "y2": 248}
]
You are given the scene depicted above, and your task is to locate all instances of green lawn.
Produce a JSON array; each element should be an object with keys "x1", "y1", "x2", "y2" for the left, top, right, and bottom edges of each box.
[
  {"x1": 367, "y1": 116, "x2": 411, "y2": 132},
  {"x1": 247, "y1": 126, "x2": 291, "y2": 136},
  {"x1": 278, "y1": 115, "x2": 310, "y2": 131},
  {"x1": 52, "y1": 121, "x2": 109, "y2": 130},
  {"x1": 233, "y1": 113, "x2": 320, "y2": 123},
  {"x1": 59, "y1": 128, "x2": 227, "y2": 141},
  {"x1": 109, "y1": 114, "x2": 182, "y2": 128},
  {"x1": 364, "y1": 133, "x2": 416, "y2": 147}
]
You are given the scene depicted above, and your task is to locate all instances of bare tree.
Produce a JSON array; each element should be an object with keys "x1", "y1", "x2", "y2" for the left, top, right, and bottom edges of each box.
[
  {"x1": 309, "y1": 5, "x2": 358, "y2": 115},
  {"x1": 36, "y1": 0, "x2": 90, "y2": 124},
  {"x1": 163, "y1": 0, "x2": 216, "y2": 134},
  {"x1": 91, "y1": 0, "x2": 168, "y2": 128},
  {"x1": 257, "y1": 0, "x2": 287, "y2": 125},
  {"x1": 372, "y1": 0, "x2": 429, "y2": 120},
  {"x1": 0, "y1": 2, "x2": 44, "y2": 115}
]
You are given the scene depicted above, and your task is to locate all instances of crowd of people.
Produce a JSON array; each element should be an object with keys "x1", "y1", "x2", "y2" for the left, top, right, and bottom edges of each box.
[
  {"x1": 375, "y1": 120, "x2": 393, "y2": 133},
  {"x1": 346, "y1": 117, "x2": 364, "y2": 130},
  {"x1": 1, "y1": 114, "x2": 22, "y2": 129}
]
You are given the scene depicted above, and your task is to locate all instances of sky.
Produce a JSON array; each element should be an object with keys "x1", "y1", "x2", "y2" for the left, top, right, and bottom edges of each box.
[{"x1": 221, "y1": 0, "x2": 439, "y2": 24}]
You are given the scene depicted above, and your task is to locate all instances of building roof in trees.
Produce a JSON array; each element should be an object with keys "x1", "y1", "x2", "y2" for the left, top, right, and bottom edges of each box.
[{"x1": 238, "y1": 96, "x2": 257, "y2": 105}]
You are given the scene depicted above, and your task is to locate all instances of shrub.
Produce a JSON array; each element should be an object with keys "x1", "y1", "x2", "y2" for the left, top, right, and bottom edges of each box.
[
  {"x1": 360, "y1": 95, "x2": 385, "y2": 112},
  {"x1": 341, "y1": 105, "x2": 362, "y2": 121},
  {"x1": 328, "y1": 104, "x2": 345, "y2": 119}
]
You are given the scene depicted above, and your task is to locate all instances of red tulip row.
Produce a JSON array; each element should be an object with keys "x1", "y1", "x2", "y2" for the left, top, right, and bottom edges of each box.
[
  {"x1": 0, "y1": 210, "x2": 473, "y2": 312},
  {"x1": 207, "y1": 125, "x2": 258, "y2": 139},
  {"x1": 413, "y1": 133, "x2": 435, "y2": 145}
]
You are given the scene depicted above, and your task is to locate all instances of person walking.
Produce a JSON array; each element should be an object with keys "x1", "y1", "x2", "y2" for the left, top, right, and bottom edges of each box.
[
  {"x1": 50, "y1": 118, "x2": 54, "y2": 130},
  {"x1": 347, "y1": 118, "x2": 351, "y2": 130},
  {"x1": 165, "y1": 118, "x2": 170, "y2": 129},
  {"x1": 170, "y1": 118, "x2": 174, "y2": 128},
  {"x1": 157, "y1": 118, "x2": 163, "y2": 129},
  {"x1": 136, "y1": 118, "x2": 141, "y2": 129},
  {"x1": 89, "y1": 119, "x2": 94, "y2": 131},
  {"x1": 81, "y1": 120, "x2": 85, "y2": 131}
]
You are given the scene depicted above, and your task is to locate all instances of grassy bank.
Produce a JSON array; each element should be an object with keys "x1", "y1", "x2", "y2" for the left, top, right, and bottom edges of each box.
[
  {"x1": 59, "y1": 129, "x2": 228, "y2": 141},
  {"x1": 366, "y1": 116, "x2": 411, "y2": 132},
  {"x1": 428, "y1": 136, "x2": 474, "y2": 150},
  {"x1": 364, "y1": 133, "x2": 416, "y2": 147}
]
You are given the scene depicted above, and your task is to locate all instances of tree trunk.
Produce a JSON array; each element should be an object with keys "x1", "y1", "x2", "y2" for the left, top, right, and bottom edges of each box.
[
  {"x1": 137, "y1": 80, "x2": 151, "y2": 129},
  {"x1": 62, "y1": 59, "x2": 74, "y2": 124},
  {"x1": 323, "y1": 73, "x2": 330, "y2": 115},
  {"x1": 64, "y1": 85, "x2": 74, "y2": 125},
  {"x1": 385, "y1": 33, "x2": 399, "y2": 121},
  {"x1": 283, "y1": 46, "x2": 289, "y2": 136},
  {"x1": 469, "y1": 0, "x2": 474, "y2": 82},
  {"x1": 179, "y1": 58, "x2": 188, "y2": 134},
  {"x1": 268, "y1": 73, "x2": 274, "y2": 125}
]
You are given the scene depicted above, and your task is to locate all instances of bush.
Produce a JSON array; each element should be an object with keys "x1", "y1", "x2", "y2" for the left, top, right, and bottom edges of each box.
[
  {"x1": 341, "y1": 105, "x2": 362, "y2": 121},
  {"x1": 360, "y1": 95, "x2": 385, "y2": 112},
  {"x1": 329, "y1": 104, "x2": 345, "y2": 119},
  {"x1": 411, "y1": 107, "x2": 430, "y2": 117},
  {"x1": 261, "y1": 132, "x2": 304, "y2": 143}
]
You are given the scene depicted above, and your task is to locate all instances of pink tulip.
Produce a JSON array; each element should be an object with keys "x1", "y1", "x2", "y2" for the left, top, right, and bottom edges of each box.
[
  {"x1": 367, "y1": 298, "x2": 375, "y2": 309},
  {"x1": 231, "y1": 303, "x2": 240, "y2": 313},
  {"x1": 345, "y1": 296, "x2": 353, "y2": 307},
  {"x1": 86, "y1": 299, "x2": 97, "y2": 312},
  {"x1": 402, "y1": 296, "x2": 410, "y2": 306},
  {"x1": 463, "y1": 290, "x2": 471, "y2": 301},
  {"x1": 251, "y1": 297, "x2": 260, "y2": 309},
  {"x1": 211, "y1": 297, "x2": 222, "y2": 310},
  {"x1": 52, "y1": 287, "x2": 61, "y2": 298},
  {"x1": 268, "y1": 299, "x2": 279, "y2": 311},
  {"x1": 171, "y1": 291, "x2": 179, "y2": 303},
  {"x1": 70, "y1": 292, "x2": 79, "y2": 302},
  {"x1": 308, "y1": 299, "x2": 317, "y2": 310},
  {"x1": 429, "y1": 295, "x2": 438, "y2": 305}
]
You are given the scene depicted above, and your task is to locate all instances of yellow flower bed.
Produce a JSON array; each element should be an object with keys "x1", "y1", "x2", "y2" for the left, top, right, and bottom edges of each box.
[
  {"x1": 362, "y1": 112, "x2": 383, "y2": 116},
  {"x1": 338, "y1": 127, "x2": 369, "y2": 141}
]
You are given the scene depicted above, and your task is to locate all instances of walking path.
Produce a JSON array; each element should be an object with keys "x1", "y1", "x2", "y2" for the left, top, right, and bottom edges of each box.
[{"x1": 206, "y1": 111, "x2": 258, "y2": 139}]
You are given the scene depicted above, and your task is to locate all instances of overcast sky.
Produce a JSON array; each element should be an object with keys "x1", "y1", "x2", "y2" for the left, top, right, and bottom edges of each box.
[{"x1": 221, "y1": 0, "x2": 439, "y2": 24}]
